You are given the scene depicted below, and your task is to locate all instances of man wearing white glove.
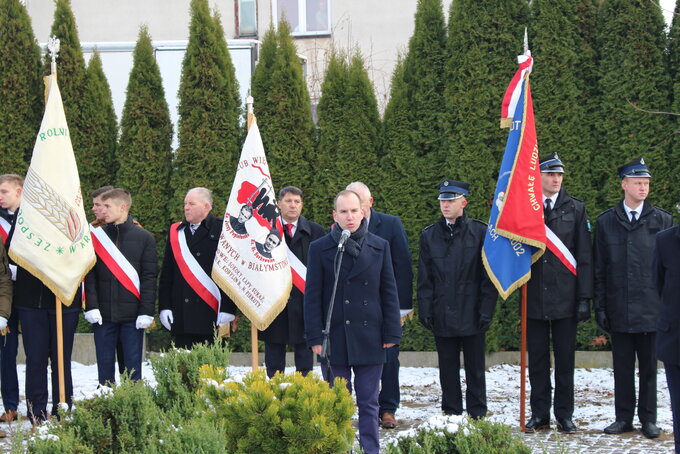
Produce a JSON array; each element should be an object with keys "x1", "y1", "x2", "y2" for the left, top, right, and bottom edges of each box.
[
  {"x1": 159, "y1": 188, "x2": 237, "y2": 348},
  {"x1": 85, "y1": 189, "x2": 157, "y2": 386}
]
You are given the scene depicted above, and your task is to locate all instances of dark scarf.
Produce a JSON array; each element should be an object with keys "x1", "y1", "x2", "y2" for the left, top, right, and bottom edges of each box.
[{"x1": 331, "y1": 218, "x2": 368, "y2": 257}]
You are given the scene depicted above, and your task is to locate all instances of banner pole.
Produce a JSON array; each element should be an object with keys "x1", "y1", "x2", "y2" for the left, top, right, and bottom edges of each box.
[
  {"x1": 520, "y1": 283, "x2": 528, "y2": 431},
  {"x1": 245, "y1": 96, "x2": 259, "y2": 371},
  {"x1": 55, "y1": 297, "x2": 66, "y2": 405}
]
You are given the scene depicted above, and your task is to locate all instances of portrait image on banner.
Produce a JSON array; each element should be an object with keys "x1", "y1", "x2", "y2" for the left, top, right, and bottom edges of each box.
[{"x1": 212, "y1": 120, "x2": 292, "y2": 331}]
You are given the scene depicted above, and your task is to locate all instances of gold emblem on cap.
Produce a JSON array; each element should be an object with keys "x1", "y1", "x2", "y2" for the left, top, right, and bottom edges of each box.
[
  {"x1": 640, "y1": 158, "x2": 645, "y2": 165},
  {"x1": 444, "y1": 181, "x2": 449, "y2": 186}
]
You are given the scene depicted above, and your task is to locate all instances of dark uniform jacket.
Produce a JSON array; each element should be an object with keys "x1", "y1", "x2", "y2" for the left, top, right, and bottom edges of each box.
[
  {"x1": 158, "y1": 214, "x2": 236, "y2": 336},
  {"x1": 417, "y1": 216, "x2": 498, "y2": 337},
  {"x1": 260, "y1": 215, "x2": 324, "y2": 344},
  {"x1": 368, "y1": 209, "x2": 413, "y2": 311},
  {"x1": 527, "y1": 189, "x2": 593, "y2": 320},
  {"x1": 0, "y1": 208, "x2": 12, "y2": 318},
  {"x1": 594, "y1": 201, "x2": 673, "y2": 333},
  {"x1": 85, "y1": 216, "x2": 157, "y2": 323},
  {"x1": 654, "y1": 225, "x2": 680, "y2": 364},
  {"x1": 304, "y1": 231, "x2": 402, "y2": 366}
]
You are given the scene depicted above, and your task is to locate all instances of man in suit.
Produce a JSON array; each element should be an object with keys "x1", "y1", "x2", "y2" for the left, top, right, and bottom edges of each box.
[
  {"x1": 346, "y1": 181, "x2": 412, "y2": 429},
  {"x1": 525, "y1": 153, "x2": 593, "y2": 434},
  {"x1": 0, "y1": 174, "x2": 22, "y2": 425},
  {"x1": 260, "y1": 186, "x2": 324, "y2": 378},
  {"x1": 653, "y1": 222, "x2": 680, "y2": 452},
  {"x1": 594, "y1": 158, "x2": 673, "y2": 438},
  {"x1": 417, "y1": 180, "x2": 497, "y2": 419},
  {"x1": 304, "y1": 189, "x2": 401, "y2": 454},
  {"x1": 159, "y1": 187, "x2": 236, "y2": 348}
]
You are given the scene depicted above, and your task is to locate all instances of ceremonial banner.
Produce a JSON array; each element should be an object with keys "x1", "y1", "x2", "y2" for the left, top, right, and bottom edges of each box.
[
  {"x1": 482, "y1": 55, "x2": 546, "y2": 300},
  {"x1": 9, "y1": 74, "x2": 95, "y2": 304},
  {"x1": 212, "y1": 120, "x2": 292, "y2": 331}
]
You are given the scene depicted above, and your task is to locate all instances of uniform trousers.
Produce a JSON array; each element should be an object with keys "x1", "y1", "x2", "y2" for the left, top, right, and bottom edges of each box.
[
  {"x1": 17, "y1": 306, "x2": 79, "y2": 422},
  {"x1": 326, "y1": 364, "x2": 383, "y2": 454},
  {"x1": 0, "y1": 312, "x2": 19, "y2": 412},
  {"x1": 264, "y1": 341, "x2": 313, "y2": 378},
  {"x1": 434, "y1": 333, "x2": 487, "y2": 418},
  {"x1": 611, "y1": 331, "x2": 657, "y2": 424},
  {"x1": 379, "y1": 334, "x2": 401, "y2": 416},
  {"x1": 527, "y1": 317, "x2": 577, "y2": 420},
  {"x1": 93, "y1": 321, "x2": 143, "y2": 385},
  {"x1": 664, "y1": 363, "x2": 680, "y2": 453}
]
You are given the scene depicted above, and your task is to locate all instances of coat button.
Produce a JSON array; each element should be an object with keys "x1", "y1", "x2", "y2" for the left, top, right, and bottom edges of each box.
[
  {"x1": 363, "y1": 300, "x2": 368, "y2": 306},
  {"x1": 363, "y1": 321, "x2": 368, "y2": 326},
  {"x1": 364, "y1": 280, "x2": 368, "y2": 286},
  {"x1": 184, "y1": 298, "x2": 189, "y2": 303},
  {"x1": 346, "y1": 280, "x2": 350, "y2": 285},
  {"x1": 344, "y1": 299, "x2": 350, "y2": 305},
  {"x1": 345, "y1": 320, "x2": 350, "y2": 325},
  {"x1": 196, "y1": 252, "x2": 201, "y2": 257}
]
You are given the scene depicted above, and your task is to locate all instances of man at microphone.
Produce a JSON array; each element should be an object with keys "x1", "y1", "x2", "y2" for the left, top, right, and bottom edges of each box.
[{"x1": 304, "y1": 189, "x2": 401, "y2": 454}]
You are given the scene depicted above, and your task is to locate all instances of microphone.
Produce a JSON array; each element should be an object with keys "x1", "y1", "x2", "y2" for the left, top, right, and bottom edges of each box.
[{"x1": 337, "y1": 229, "x2": 351, "y2": 248}]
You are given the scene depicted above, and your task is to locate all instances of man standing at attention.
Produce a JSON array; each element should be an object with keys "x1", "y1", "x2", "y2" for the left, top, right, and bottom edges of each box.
[
  {"x1": 417, "y1": 180, "x2": 497, "y2": 420},
  {"x1": 260, "y1": 186, "x2": 324, "y2": 377},
  {"x1": 594, "y1": 158, "x2": 672, "y2": 439},
  {"x1": 0, "y1": 175, "x2": 22, "y2": 425},
  {"x1": 346, "y1": 181, "x2": 412, "y2": 429},
  {"x1": 525, "y1": 153, "x2": 593, "y2": 434},
  {"x1": 85, "y1": 189, "x2": 157, "y2": 385},
  {"x1": 304, "y1": 189, "x2": 401, "y2": 454},
  {"x1": 159, "y1": 187, "x2": 236, "y2": 348}
]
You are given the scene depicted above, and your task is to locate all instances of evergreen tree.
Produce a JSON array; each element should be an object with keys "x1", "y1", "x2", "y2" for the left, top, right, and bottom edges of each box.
[
  {"x1": 171, "y1": 0, "x2": 241, "y2": 217},
  {"x1": 594, "y1": 0, "x2": 672, "y2": 210},
  {"x1": 79, "y1": 51, "x2": 118, "y2": 201},
  {"x1": 250, "y1": 21, "x2": 315, "y2": 208},
  {"x1": 314, "y1": 52, "x2": 381, "y2": 226},
  {"x1": 669, "y1": 0, "x2": 680, "y2": 208},
  {"x1": 445, "y1": 0, "x2": 529, "y2": 223},
  {"x1": 530, "y1": 0, "x2": 598, "y2": 217},
  {"x1": 396, "y1": 0, "x2": 448, "y2": 232},
  {"x1": 0, "y1": 0, "x2": 43, "y2": 174},
  {"x1": 117, "y1": 27, "x2": 173, "y2": 241},
  {"x1": 44, "y1": 0, "x2": 88, "y2": 174}
]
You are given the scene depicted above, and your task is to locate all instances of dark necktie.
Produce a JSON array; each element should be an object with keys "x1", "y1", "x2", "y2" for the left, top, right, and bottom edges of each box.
[
  {"x1": 630, "y1": 210, "x2": 637, "y2": 224},
  {"x1": 544, "y1": 199, "x2": 552, "y2": 221}
]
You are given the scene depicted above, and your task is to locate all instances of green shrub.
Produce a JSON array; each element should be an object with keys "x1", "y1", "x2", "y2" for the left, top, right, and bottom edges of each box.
[
  {"x1": 198, "y1": 367, "x2": 355, "y2": 454},
  {"x1": 386, "y1": 415, "x2": 530, "y2": 454},
  {"x1": 27, "y1": 425, "x2": 93, "y2": 454},
  {"x1": 150, "y1": 333, "x2": 231, "y2": 420}
]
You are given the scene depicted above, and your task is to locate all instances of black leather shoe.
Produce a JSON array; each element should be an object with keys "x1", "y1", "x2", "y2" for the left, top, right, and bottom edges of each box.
[
  {"x1": 603, "y1": 420, "x2": 634, "y2": 434},
  {"x1": 556, "y1": 418, "x2": 577, "y2": 434},
  {"x1": 641, "y1": 422, "x2": 660, "y2": 439},
  {"x1": 525, "y1": 416, "x2": 550, "y2": 432}
]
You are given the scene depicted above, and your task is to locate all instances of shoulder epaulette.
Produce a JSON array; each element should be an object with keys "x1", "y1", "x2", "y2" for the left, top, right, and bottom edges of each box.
[{"x1": 596, "y1": 208, "x2": 615, "y2": 219}]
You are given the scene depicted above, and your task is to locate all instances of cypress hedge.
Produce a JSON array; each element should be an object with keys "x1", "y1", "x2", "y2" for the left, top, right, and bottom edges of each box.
[{"x1": 0, "y1": 0, "x2": 43, "y2": 175}]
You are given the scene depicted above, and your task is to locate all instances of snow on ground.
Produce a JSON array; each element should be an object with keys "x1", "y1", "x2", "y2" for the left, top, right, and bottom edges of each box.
[{"x1": 3, "y1": 362, "x2": 675, "y2": 452}]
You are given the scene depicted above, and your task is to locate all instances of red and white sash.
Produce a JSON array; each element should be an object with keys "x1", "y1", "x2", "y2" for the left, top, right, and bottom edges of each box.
[
  {"x1": 90, "y1": 226, "x2": 141, "y2": 299},
  {"x1": 169, "y1": 222, "x2": 221, "y2": 314},
  {"x1": 288, "y1": 250, "x2": 306, "y2": 293},
  {"x1": 545, "y1": 226, "x2": 577, "y2": 276},
  {"x1": 0, "y1": 217, "x2": 10, "y2": 244}
]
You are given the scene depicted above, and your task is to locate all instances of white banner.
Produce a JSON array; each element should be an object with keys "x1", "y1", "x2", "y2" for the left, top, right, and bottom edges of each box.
[
  {"x1": 211, "y1": 120, "x2": 292, "y2": 331},
  {"x1": 9, "y1": 74, "x2": 95, "y2": 304}
]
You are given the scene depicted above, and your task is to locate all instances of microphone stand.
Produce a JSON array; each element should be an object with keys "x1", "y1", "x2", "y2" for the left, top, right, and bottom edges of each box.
[{"x1": 321, "y1": 243, "x2": 345, "y2": 385}]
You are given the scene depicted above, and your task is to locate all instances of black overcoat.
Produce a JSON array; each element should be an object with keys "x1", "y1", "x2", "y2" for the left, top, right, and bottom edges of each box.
[{"x1": 654, "y1": 225, "x2": 680, "y2": 364}]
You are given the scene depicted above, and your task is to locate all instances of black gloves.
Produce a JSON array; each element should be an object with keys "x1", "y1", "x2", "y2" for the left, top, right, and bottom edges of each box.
[
  {"x1": 479, "y1": 315, "x2": 493, "y2": 332},
  {"x1": 595, "y1": 310, "x2": 610, "y2": 332},
  {"x1": 419, "y1": 316, "x2": 433, "y2": 331},
  {"x1": 576, "y1": 300, "x2": 590, "y2": 323}
]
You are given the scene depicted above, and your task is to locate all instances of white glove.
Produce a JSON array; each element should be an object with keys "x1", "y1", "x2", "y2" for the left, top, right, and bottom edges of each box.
[
  {"x1": 217, "y1": 312, "x2": 235, "y2": 327},
  {"x1": 84, "y1": 309, "x2": 103, "y2": 325},
  {"x1": 136, "y1": 315, "x2": 154, "y2": 330},
  {"x1": 159, "y1": 309, "x2": 174, "y2": 331},
  {"x1": 0, "y1": 316, "x2": 7, "y2": 330},
  {"x1": 8, "y1": 265, "x2": 16, "y2": 281}
]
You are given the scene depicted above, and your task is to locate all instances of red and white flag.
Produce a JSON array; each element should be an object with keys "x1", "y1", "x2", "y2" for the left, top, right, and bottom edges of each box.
[{"x1": 211, "y1": 119, "x2": 292, "y2": 331}]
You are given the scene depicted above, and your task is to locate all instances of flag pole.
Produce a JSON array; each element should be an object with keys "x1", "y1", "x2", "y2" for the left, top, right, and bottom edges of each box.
[
  {"x1": 246, "y1": 95, "x2": 258, "y2": 371},
  {"x1": 46, "y1": 35, "x2": 67, "y2": 406},
  {"x1": 520, "y1": 283, "x2": 528, "y2": 431}
]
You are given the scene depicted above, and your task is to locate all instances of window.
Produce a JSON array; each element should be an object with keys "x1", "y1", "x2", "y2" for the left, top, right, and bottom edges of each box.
[
  {"x1": 274, "y1": 0, "x2": 331, "y2": 36},
  {"x1": 238, "y1": 0, "x2": 258, "y2": 37}
]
